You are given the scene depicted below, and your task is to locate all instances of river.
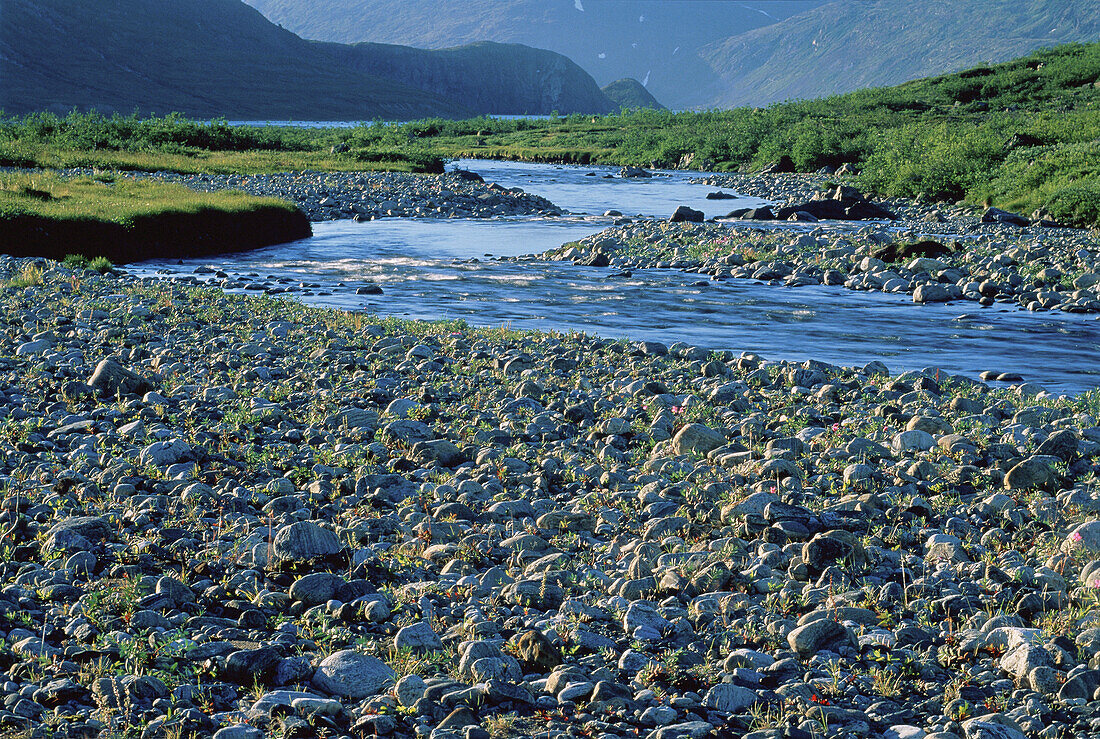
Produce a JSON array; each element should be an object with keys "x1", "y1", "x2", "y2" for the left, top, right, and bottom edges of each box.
[{"x1": 126, "y1": 159, "x2": 1100, "y2": 394}]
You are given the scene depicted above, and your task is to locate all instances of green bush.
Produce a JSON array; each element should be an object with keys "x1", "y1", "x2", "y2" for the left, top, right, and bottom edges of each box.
[{"x1": 88, "y1": 256, "x2": 113, "y2": 273}]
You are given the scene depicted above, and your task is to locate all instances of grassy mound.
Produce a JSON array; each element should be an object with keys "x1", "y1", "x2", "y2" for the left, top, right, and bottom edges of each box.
[{"x1": 0, "y1": 172, "x2": 311, "y2": 263}]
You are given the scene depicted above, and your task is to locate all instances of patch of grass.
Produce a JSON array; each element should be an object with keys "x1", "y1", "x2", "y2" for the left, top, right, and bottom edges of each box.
[
  {"x1": 0, "y1": 172, "x2": 310, "y2": 262},
  {"x1": 6, "y1": 263, "x2": 43, "y2": 288}
]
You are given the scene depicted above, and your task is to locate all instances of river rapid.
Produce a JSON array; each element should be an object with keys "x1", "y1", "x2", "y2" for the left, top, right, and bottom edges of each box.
[{"x1": 127, "y1": 159, "x2": 1100, "y2": 394}]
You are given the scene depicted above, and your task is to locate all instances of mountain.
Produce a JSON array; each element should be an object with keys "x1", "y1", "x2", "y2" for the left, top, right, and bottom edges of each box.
[
  {"x1": 241, "y1": 0, "x2": 1100, "y2": 110},
  {"x1": 701, "y1": 0, "x2": 1100, "y2": 107},
  {"x1": 332, "y1": 42, "x2": 615, "y2": 116},
  {"x1": 240, "y1": 0, "x2": 816, "y2": 109},
  {"x1": 601, "y1": 79, "x2": 664, "y2": 110},
  {"x1": 1, "y1": 0, "x2": 617, "y2": 119}
]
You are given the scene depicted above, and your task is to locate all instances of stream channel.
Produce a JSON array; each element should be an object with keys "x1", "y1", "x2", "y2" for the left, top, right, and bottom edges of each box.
[{"x1": 127, "y1": 159, "x2": 1100, "y2": 394}]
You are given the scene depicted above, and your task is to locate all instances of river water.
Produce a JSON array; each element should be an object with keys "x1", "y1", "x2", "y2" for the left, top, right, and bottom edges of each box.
[{"x1": 127, "y1": 159, "x2": 1100, "y2": 393}]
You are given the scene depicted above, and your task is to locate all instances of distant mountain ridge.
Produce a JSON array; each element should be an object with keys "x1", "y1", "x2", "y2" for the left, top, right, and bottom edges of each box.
[
  {"x1": 331, "y1": 41, "x2": 615, "y2": 116},
  {"x1": 240, "y1": 0, "x2": 811, "y2": 109},
  {"x1": 241, "y1": 0, "x2": 1100, "y2": 109},
  {"x1": 701, "y1": 0, "x2": 1100, "y2": 107},
  {"x1": 1, "y1": 0, "x2": 620, "y2": 119}
]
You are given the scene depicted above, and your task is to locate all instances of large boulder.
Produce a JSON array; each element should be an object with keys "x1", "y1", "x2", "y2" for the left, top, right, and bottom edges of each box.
[
  {"x1": 88, "y1": 359, "x2": 151, "y2": 396},
  {"x1": 670, "y1": 423, "x2": 725, "y2": 456},
  {"x1": 787, "y1": 618, "x2": 857, "y2": 657},
  {"x1": 670, "y1": 206, "x2": 704, "y2": 223},
  {"x1": 913, "y1": 283, "x2": 951, "y2": 303},
  {"x1": 311, "y1": 651, "x2": 394, "y2": 699},
  {"x1": 273, "y1": 522, "x2": 343, "y2": 563}
]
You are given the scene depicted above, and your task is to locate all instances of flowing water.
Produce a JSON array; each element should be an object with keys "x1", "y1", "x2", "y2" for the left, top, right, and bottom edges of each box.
[{"x1": 128, "y1": 159, "x2": 1100, "y2": 393}]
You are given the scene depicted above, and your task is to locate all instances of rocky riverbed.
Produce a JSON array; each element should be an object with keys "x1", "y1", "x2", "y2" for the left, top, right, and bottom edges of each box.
[
  {"x1": 52, "y1": 168, "x2": 563, "y2": 222},
  {"x1": 542, "y1": 219, "x2": 1100, "y2": 315},
  {"x1": 0, "y1": 255, "x2": 1098, "y2": 739},
  {"x1": 163, "y1": 170, "x2": 565, "y2": 222}
]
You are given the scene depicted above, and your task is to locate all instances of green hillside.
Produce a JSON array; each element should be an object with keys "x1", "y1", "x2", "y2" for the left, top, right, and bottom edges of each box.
[{"x1": 703, "y1": 0, "x2": 1100, "y2": 107}]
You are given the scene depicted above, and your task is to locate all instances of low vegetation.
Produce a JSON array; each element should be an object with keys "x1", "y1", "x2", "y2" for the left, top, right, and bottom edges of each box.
[
  {"x1": 1, "y1": 42, "x2": 1098, "y2": 224},
  {"x1": 0, "y1": 112, "x2": 444, "y2": 174},
  {"x1": 0, "y1": 171, "x2": 310, "y2": 262}
]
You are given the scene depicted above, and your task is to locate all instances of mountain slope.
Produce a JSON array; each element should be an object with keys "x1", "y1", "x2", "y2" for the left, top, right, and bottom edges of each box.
[
  {"x1": 701, "y1": 0, "x2": 1100, "y2": 107},
  {"x1": 242, "y1": 0, "x2": 1100, "y2": 110},
  {"x1": 1, "y1": 0, "x2": 465, "y2": 119},
  {"x1": 240, "y1": 0, "x2": 817, "y2": 109},
  {"x1": 601, "y1": 79, "x2": 664, "y2": 110},
  {"x1": 1, "y1": 0, "x2": 617, "y2": 119},
  {"x1": 330, "y1": 41, "x2": 615, "y2": 116}
]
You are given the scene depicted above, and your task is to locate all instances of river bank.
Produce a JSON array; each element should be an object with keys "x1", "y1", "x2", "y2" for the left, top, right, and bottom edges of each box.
[
  {"x1": 0, "y1": 172, "x2": 311, "y2": 264},
  {"x1": 0, "y1": 256, "x2": 1097, "y2": 739},
  {"x1": 70, "y1": 168, "x2": 564, "y2": 222}
]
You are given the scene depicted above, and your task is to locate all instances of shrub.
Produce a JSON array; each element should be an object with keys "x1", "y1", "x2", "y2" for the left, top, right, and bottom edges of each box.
[{"x1": 88, "y1": 256, "x2": 113, "y2": 273}]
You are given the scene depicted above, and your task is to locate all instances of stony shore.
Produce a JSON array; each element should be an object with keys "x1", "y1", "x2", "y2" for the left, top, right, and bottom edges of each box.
[
  {"x1": 541, "y1": 217, "x2": 1100, "y2": 315},
  {"x1": 0, "y1": 255, "x2": 1098, "y2": 739},
  {"x1": 124, "y1": 169, "x2": 563, "y2": 222}
]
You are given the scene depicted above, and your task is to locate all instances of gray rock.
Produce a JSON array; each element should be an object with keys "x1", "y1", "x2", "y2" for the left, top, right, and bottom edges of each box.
[
  {"x1": 649, "y1": 721, "x2": 714, "y2": 739},
  {"x1": 913, "y1": 283, "x2": 951, "y2": 303},
  {"x1": 670, "y1": 206, "x2": 704, "y2": 223},
  {"x1": 702, "y1": 683, "x2": 757, "y2": 712},
  {"x1": 42, "y1": 516, "x2": 112, "y2": 553},
  {"x1": 1063, "y1": 521, "x2": 1100, "y2": 555},
  {"x1": 273, "y1": 521, "x2": 343, "y2": 562},
  {"x1": 892, "y1": 429, "x2": 935, "y2": 453},
  {"x1": 289, "y1": 572, "x2": 344, "y2": 607},
  {"x1": 394, "y1": 621, "x2": 443, "y2": 652},
  {"x1": 395, "y1": 674, "x2": 427, "y2": 706},
  {"x1": 787, "y1": 618, "x2": 856, "y2": 657},
  {"x1": 670, "y1": 423, "x2": 726, "y2": 456},
  {"x1": 962, "y1": 718, "x2": 1027, "y2": 739},
  {"x1": 311, "y1": 650, "x2": 395, "y2": 699},
  {"x1": 139, "y1": 439, "x2": 191, "y2": 467},
  {"x1": 213, "y1": 726, "x2": 264, "y2": 739},
  {"x1": 1005, "y1": 456, "x2": 1057, "y2": 490},
  {"x1": 884, "y1": 726, "x2": 926, "y2": 739},
  {"x1": 88, "y1": 358, "x2": 151, "y2": 396}
]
